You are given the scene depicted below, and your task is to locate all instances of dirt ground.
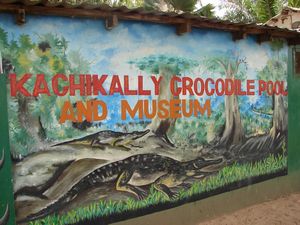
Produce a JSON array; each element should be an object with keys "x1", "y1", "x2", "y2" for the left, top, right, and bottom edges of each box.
[{"x1": 199, "y1": 192, "x2": 300, "y2": 225}]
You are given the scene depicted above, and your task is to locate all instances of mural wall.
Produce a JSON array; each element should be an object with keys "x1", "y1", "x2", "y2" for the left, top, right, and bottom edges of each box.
[{"x1": 0, "y1": 13, "x2": 288, "y2": 225}]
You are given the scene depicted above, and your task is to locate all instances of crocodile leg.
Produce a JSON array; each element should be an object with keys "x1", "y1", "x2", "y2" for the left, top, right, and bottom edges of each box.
[
  {"x1": 179, "y1": 182, "x2": 192, "y2": 189},
  {"x1": 112, "y1": 139, "x2": 131, "y2": 151},
  {"x1": 91, "y1": 139, "x2": 108, "y2": 150},
  {"x1": 116, "y1": 170, "x2": 147, "y2": 200},
  {"x1": 194, "y1": 171, "x2": 216, "y2": 178},
  {"x1": 153, "y1": 183, "x2": 178, "y2": 199},
  {"x1": 153, "y1": 174, "x2": 183, "y2": 199}
]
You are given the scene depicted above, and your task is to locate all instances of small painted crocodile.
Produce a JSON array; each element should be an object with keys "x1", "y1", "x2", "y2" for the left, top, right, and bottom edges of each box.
[
  {"x1": 53, "y1": 130, "x2": 150, "y2": 150},
  {"x1": 21, "y1": 153, "x2": 222, "y2": 223},
  {"x1": 52, "y1": 129, "x2": 150, "y2": 150}
]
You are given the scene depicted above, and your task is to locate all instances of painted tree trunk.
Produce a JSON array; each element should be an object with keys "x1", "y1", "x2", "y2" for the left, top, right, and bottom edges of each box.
[
  {"x1": 220, "y1": 93, "x2": 244, "y2": 146},
  {"x1": 219, "y1": 64, "x2": 244, "y2": 147},
  {"x1": 17, "y1": 96, "x2": 46, "y2": 143},
  {"x1": 148, "y1": 65, "x2": 177, "y2": 138},
  {"x1": 270, "y1": 94, "x2": 287, "y2": 138}
]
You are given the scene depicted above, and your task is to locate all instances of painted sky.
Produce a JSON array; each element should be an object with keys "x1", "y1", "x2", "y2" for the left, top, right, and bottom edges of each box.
[{"x1": 0, "y1": 13, "x2": 280, "y2": 75}]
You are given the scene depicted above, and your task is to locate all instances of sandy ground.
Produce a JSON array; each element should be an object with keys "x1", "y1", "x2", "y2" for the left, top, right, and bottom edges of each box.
[{"x1": 199, "y1": 192, "x2": 300, "y2": 225}]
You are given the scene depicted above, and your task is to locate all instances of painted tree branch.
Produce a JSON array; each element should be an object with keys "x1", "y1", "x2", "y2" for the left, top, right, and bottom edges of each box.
[{"x1": 215, "y1": 57, "x2": 245, "y2": 147}]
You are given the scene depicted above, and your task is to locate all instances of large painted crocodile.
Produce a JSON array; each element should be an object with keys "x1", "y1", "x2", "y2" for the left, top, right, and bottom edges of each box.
[{"x1": 20, "y1": 153, "x2": 222, "y2": 223}]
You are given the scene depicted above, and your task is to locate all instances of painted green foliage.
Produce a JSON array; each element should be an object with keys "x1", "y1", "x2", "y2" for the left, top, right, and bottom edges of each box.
[
  {"x1": 0, "y1": 28, "x2": 97, "y2": 158},
  {"x1": 129, "y1": 55, "x2": 199, "y2": 138},
  {"x1": 258, "y1": 41, "x2": 288, "y2": 137}
]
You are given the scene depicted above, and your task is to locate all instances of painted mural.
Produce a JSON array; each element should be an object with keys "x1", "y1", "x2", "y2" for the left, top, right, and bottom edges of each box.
[{"x1": 0, "y1": 13, "x2": 288, "y2": 225}]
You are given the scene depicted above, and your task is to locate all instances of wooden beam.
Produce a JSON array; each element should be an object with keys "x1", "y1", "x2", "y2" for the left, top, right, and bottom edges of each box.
[
  {"x1": 105, "y1": 14, "x2": 118, "y2": 30},
  {"x1": 0, "y1": 3, "x2": 299, "y2": 39},
  {"x1": 176, "y1": 22, "x2": 191, "y2": 35},
  {"x1": 257, "y1": 33, "x2": 271, "y2": 44},
  {"x1": 16, "y1": 8, "x2": 25, "y2": 25},
  {"x1": 288, "y1": 38, "x2": 300, "y2": 46},
  {"x1": 231, "y1": 31, "x2": 247, "y2": 41},
  {"x1": 243, "y1": 27, "x2": 299, "y2": 38}
]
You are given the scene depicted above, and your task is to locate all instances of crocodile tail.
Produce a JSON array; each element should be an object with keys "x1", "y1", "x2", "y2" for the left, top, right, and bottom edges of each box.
[
  {"x1": 51, "y1": 138, "x2": 82, "y2": 147},
  {"x1": 51, "y1": 132, "x2": 98, "y2": 147},
  {"x1": 17, "y1": 188, "x2": 78, "y2": 223}
]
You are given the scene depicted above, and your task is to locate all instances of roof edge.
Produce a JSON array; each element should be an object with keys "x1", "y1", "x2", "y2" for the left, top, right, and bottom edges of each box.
[{"x1": 0, "y1": 2, "x2": 300, "y2": 41}]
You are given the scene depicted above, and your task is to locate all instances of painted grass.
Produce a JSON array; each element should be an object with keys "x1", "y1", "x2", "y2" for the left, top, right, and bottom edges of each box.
[{"x1": 29, "y1": 154, "x2": 287, "y2": 225}]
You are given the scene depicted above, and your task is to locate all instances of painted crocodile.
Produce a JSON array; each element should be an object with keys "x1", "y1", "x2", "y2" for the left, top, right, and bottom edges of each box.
[
  {"x1": 20, "y1": 153, "x2": 222, "y2": 223},
  {"x1": 52, "y1": 129, "x2": 150, "y2": 150}
]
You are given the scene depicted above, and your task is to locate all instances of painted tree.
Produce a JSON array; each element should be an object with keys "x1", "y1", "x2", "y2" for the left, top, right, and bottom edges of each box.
[
  {"x1": 258, "y1": 40, "x2": 287, "y2": 138},
  {"x1": 29, "y1": 34, "x2": 91, "y2": 140},
  {"x1": 129, "y1": 55, "x2": 198, "y2": 141},
  {"x1": 209, "y1": 53, "x2": 246, "y2": 147},
  {"x1": 0, "y1": 27, "x2": 10, "y2": 74},
  {"x1": 1, "y1": 29, "x2": 91, "y2": 157},
  {"x1": 0, "y1": 28, "x2": 34, "y2": 157}
]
